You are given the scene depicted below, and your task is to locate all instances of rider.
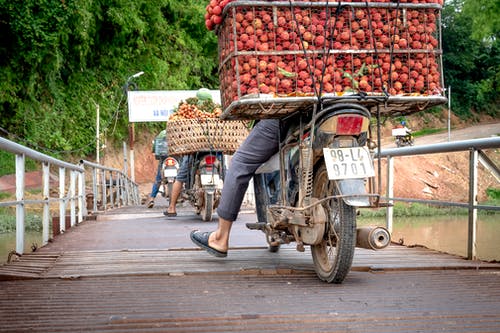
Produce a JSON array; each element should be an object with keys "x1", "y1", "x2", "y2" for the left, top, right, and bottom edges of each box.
[
  {"x1": 163, "y1": 155, "x2": 189, "y2": 217},
  {"x1": 164, "y1": 88, "x2": 217, "y2": 218},
  {"x1": 146, "y1": 129, "x2": 168, "y2": 208},
  {"x1": 190, "y1": 119, "x2": 281, "y2": 257}
]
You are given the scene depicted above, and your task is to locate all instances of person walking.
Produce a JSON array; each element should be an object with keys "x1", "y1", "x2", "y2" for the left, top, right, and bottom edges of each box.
[{"x1": 146, "y1": 129, "x2": 168, "y2": 208}]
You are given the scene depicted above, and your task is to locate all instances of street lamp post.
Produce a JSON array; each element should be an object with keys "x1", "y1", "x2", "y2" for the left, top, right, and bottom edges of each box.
[{"x1": 124, "y1": 71, "x2": 144, "y2": 182}]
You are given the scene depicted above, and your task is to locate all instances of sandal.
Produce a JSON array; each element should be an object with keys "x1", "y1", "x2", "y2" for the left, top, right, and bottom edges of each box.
[
  {"x1": 163, "y1": 211, "x2": 177, "y2": 217},
  {"x1": 190, "y1": 230, "x2": 227, "y2": 258}
]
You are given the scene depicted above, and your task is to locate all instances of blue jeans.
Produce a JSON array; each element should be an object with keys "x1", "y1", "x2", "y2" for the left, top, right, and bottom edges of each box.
[
  {"x1": 175, "y1": 156, "x2": 190, "y2": 183},
  {"x1": 149, "y1": 157, "x2": 165, "y2": 198},
  {"x1": 216, "y1": 119, "x2": 280, "y2": 222}
]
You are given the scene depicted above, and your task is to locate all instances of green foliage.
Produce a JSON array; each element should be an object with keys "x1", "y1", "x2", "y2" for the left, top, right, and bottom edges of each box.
[
  {"x1": 0, "y1": 150, "x2": 38, "y2": 177},
  {"x1": 359, "y1": 202, "x2": 468, "y2": 218},
  {"x1": 462, "y1": 0, "x2": 500, "y2": 42},
  {"x1": 0, "y1": 0, "x2": 218, "y2": 158},
  {"x1": 442, "y1": 0, "x2": 500, "y2": 117},
  {"x1": 0, "y1": 208, "x2": 44, "y2": 233},
  {"x1": 486, "y1": 188, "x2": 500, "y2": 202},
  {"x1": 0, "y1": 0, "x2": 497, "y2": 159}
]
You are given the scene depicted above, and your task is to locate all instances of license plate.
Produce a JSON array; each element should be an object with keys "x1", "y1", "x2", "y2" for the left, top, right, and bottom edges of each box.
[
  {"x1": 200, "y1": 174, "x2": 221, "y2": 188},
  {"x1": 163, "y1": 168, "x2": 178, "y2": 178},
  {"x1": 323, "y1": 147, "x2": 375, "y2": 180}
]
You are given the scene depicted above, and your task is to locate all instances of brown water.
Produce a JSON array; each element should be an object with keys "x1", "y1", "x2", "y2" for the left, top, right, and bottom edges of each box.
[
  {"x1": 360, "y1": 214, "x2": 500, "y2": 261},
  {"x1": 0, "y1": 231, "x2": 43, "y2": 264}
]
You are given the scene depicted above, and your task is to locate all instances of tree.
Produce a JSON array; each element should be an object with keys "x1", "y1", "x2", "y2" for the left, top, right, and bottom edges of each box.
[
  {"x1": 442, "y1": 0, "x2": 499, "y2": 117},
  {"x1": 0, "y1": 0, "x2": 218, "y2": 158}
]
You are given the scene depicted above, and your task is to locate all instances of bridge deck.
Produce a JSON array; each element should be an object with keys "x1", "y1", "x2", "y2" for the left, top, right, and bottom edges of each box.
[{"x1": 1, "y1": 204, "x2": 499, "y2": 332}]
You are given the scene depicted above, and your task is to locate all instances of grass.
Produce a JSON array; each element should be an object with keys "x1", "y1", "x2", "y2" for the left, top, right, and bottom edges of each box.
[
  {"x1": 0, "y1": 150, "x2": 38, "y2": 177},
  {"x1": 0, "y1": 208, "x2": 48, "y2": 233},
  {"x1": 359, "y1": 190, "x2": 500, "y2": 218},
  {"x1": 412, "y1": 127, "x2": 446, "y2": 137}
]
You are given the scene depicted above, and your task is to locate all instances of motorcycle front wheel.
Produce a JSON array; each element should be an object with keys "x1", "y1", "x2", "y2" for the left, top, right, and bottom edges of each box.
[{"x1": 310, "y1": 164, "x2": 356, "y2": 284}]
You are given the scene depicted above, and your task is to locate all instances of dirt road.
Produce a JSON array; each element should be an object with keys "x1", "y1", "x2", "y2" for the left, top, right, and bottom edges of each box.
[{"x1": 383, "y1": 121, "x2": 499, "y2": 148}]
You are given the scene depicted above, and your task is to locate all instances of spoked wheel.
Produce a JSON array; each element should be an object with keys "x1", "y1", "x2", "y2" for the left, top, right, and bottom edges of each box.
[
  {"x1": 310, "y1": 164, "x2": 356, "y2": 284},
  {"x1": 200, "y1": 191, "x2": 214, "y2": 222}
]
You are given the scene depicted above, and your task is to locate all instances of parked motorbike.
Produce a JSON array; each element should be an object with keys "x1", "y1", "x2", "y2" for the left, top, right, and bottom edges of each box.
[
  {"x1": 248, "y1": 102, "x2": 391, "y2": 284},
  {"x1": 181, "y1": 151, "x2": 225, "y2": 221}
]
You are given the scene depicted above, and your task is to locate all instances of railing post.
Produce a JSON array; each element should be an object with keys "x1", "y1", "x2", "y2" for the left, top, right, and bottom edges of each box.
[
  {"x1": 109, "y1": 171, "x2": 114, "y2": 209},
  {"x1": 59, "y1": 167, "x2": 66, "y2": 233},
  {"x1": 15, "y1": 153, "x2": 25, "y2": 254},
  {"x1": 70, "y1": 170, "x2": 77, "y2": 227},
  {"x1": 116, "y1": 174, "x2": 123, "y2": 207},
  {"x1": 78, "y1": 169, "x2": 85, "y2": 222},
  {"x1": 386, "y1": 155, "x2": 394, "y2": 234},
  {"x1": 101, "y1": 169, "x2": 106, "y2": 210},
  {"x1": 124, "y1": 178, "x2": 131, "y2": 205},
  {"x1": 92, "y1": 167, "x2": 98, "y2": 212},
  {"x1": 467, "y1": 149, "x2": 478, "y2": 260},
  {"x1": 42, "y1": 162, "x2": 50, "y2": 245}
]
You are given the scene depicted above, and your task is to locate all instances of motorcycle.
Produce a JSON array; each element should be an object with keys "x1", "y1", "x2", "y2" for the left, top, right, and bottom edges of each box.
[
  {"x1": 158, "y1": 156, "x2": 180, "y2": 202},
  {"x1": 181, "y1": 151, "x2": 225, "y2": 221},
  {"x1": 392, "y1": 128, "x2": 414, "y2": 147},
  {"x1": 247, "y1": 101, "x2": 391, "y2": 284}
]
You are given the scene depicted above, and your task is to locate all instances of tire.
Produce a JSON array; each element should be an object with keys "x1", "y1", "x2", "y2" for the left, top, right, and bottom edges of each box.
[
  {"x1": 201, "y1": 191, "x2": 214, "y2": 222},
  {"x1": 310, "y1": 164, "x2": 357, "y2": 284}
]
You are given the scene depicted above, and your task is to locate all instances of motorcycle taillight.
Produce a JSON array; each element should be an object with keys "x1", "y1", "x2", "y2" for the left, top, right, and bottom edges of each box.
[
  {"x1": 204, "y1": 155, "x2": 216, "y2": 166},
  {"x1": 336, "y1": 115, "x2": 365, "y2": 135},
  {"x1": 165, "y1": 157, "x2": 178, "y2": 167},
  {"x1": 319, "y1": 115, "x2": 369, "y2": 135}
]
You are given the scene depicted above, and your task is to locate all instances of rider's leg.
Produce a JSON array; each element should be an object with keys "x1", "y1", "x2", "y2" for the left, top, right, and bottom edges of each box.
[
  {"x1": 164, "y1": 156, "x2": 189, "y2": 215},
  {"x1": 198, "y1": 119, "x2": 281, "y2": 252},
  {"x1": 148, "y1": 158, "x2": 164, "y2": 207},
  {"x1": 166, "y1": 180, "x2": 183, "y2": 215}
]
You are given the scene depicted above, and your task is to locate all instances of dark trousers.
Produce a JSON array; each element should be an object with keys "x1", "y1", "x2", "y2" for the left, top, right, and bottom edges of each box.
[{"x1": 216, "y1": 119, "x2": 280, "y2": 221}]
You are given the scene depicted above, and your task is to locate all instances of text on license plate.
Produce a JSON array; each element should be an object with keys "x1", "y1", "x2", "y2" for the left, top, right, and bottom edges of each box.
[{"x1": 323, "y1": 147, "x2": 375, "y2": 180}]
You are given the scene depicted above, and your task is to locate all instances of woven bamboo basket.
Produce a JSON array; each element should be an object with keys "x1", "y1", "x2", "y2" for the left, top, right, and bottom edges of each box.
[{"x1": 166, "y1": 118, "x2": 250, "y2": 155}]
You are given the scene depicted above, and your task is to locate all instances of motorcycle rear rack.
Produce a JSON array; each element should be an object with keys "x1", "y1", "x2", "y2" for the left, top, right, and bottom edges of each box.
[{"x1": 220, "y1": 95, "x2": 447, "y2": 120}]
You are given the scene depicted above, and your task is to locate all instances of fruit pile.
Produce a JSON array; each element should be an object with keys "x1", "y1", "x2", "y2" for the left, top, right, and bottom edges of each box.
[
  {"x1": 205, "y1": 0, "x2": 444, "y2": 31},
  {"x1": 168, "y1": 97, "x2": 223, "y2": 121},
  {"x1": 206, "y1": 1, "x2": 445, "y2": 111}
]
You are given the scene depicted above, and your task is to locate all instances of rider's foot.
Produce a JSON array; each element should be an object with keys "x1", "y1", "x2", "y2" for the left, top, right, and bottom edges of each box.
[
  {"x1": 163, "y1": 210, "x2": 177, "y2": 217},
  {"x1": 147, "y1": 200, "x2": 154, "y2": 208}
]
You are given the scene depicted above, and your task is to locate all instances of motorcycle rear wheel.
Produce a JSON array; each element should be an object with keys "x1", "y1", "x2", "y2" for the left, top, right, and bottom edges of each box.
[{"x1": 310, "y1": 164, "x2": 356, "y2": 284}]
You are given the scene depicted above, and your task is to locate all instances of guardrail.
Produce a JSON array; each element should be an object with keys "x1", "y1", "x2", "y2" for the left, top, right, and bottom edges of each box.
[
  {"x1": 0, "y1": 137, "x2": 139, "y2": 255},
  {"x1": 375, "y1": 136, "x2": 500, "y2": 260}
]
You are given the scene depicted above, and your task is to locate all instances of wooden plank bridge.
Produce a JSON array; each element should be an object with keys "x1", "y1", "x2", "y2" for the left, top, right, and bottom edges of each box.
[{"x1": 1, "y1": 203, "x2": 500, "y2": 332}]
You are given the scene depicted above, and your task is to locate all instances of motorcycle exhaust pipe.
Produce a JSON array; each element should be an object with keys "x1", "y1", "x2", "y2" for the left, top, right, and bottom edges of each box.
[{"x1": 356, "y1": 226, "x2": 391, "y2": 250}]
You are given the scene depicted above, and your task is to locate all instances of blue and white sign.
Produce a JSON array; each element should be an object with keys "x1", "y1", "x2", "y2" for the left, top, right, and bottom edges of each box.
[{"x1": 127, "y1": 90, "x2": 221, "y2": 122}]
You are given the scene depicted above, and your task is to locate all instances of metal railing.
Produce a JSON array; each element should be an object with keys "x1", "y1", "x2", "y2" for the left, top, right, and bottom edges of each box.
[
  {"x1": 375, "y1": 136, "x2": 500, "y2": 260},
  {"x1": 0, "y1": 137, "x2": 140, "y2": 255}
]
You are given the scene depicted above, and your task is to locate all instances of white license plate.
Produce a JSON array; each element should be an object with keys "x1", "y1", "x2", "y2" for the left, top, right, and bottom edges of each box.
[
  {"x1": 323, "y1": 147, "x2": 375, "y2": 180},
  {"x1": 163, "y1": 168, "x2": 178, "y2": 178},
  {"x1": 200, "y1": 174, "x2": 221, "y2": 188}
]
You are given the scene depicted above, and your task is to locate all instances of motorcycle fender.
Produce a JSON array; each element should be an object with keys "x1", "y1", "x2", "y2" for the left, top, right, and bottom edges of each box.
[
  {"x1": 335, "y1": 178, "x2": 371, "y2": 207},
  {"x1": 255, "y1": 152, "x2": 280, "y2": 174}
]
